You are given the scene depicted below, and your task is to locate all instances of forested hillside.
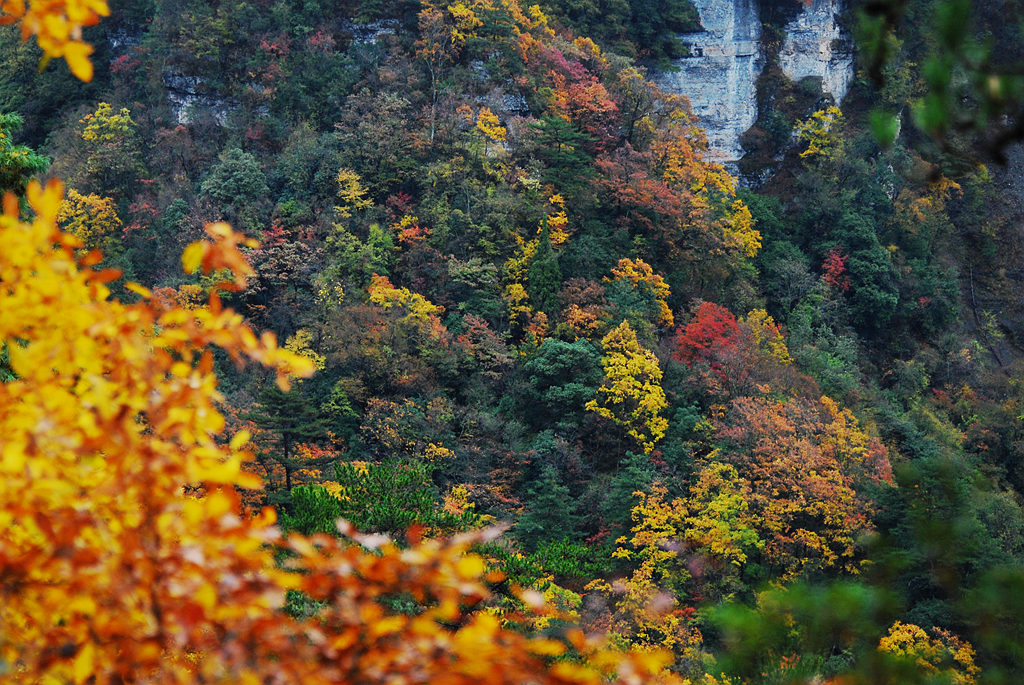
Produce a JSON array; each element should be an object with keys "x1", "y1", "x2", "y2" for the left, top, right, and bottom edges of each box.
[{"x1": 2, "y1": 0, "x2": 1024, "y2": 682}]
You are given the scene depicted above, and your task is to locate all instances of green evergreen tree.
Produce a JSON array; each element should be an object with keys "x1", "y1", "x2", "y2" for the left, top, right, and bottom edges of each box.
[
  {"x1": 200, "y1": 147, "x2": 270, "y2": 233},
  {"x1": 527, "y1": 219, "x2": 562, "y2": 316},
  {"x1": 601, "y1": 451, "x2": 657, "y2": 538},
  {"x1": 517, "y1": 464, "x2": 580, "y2": 550},
  {"x1": 247, "y1": 382, "x2": 331, "y2": 493},
  {"x1": 518, "y1": 338, "x2": 602, "y2": 429},
  {"x1": 530, "y1": 115, "x2": 595, "y2": 197},
  {"x1": 0, "y1": 112, "x2": 47, "y2": 196}
]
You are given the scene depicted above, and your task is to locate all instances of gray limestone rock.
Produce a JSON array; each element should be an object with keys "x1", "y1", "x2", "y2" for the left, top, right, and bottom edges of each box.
[
  {"x1": 657, "y1": 0, "x2": 854, "y2": 163},
  {"x1": 656, "y1": 0, "x2": 763, "y2": 163},
  {"x1": 778, "y1": 0, "x2": 854, "y2": 101},
  {"x1": 162, "y1": 71, "x2": 235, "y2": 127}
]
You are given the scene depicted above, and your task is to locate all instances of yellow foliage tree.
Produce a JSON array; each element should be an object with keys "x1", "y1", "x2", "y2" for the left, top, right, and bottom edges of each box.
[
  {"x1": 80, "y1": 102, "x2": 135, "y2": 142},
  {"x1": 0, "y1": 180, "x2": 683, "y2": 685},
  {"x1": 795, "y1": 105, "x2": 845, "y2": 161},
  {"x1": 57, "y1": 187, "x2": 122, "y2": 251},
  {"x1": 368, "y1": 272, "x2": 446, "y2": 335},
  {"x1": 592, "y1": 464, "x2": 762, "y2": 652},
  {"x1": 284, "y1": 328, "x2": 326, "y2": 372},
  {"x1": 879, "y1": 621, "x2": 980, "y2": 684},
  {"x1": 739, "y1": 309, "x2": 792, "y2": 365},
  {"x1": 334, "y1": 168, "x2": 373, "y2": 219},
  {"x1": 585, "y1": 320, "x2": 668, "y2": 453},
  {"x1": 476, "y1": 106, "x2": 507, "y2": 143}
]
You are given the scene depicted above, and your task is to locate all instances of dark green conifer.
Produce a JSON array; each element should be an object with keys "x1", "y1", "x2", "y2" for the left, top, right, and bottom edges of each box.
[
  {"x1": 517, "y1": 464, "x2": 579, "y2": 550},
  {"x1": 0, "y1": 113, "x2": 47, "y2": 196},
  {"x1": 527, "y1": 218, "x2": 562, "y2": 316},
  {"x1": 247, "y1": 382, "x2": 331, "y2": 493}
]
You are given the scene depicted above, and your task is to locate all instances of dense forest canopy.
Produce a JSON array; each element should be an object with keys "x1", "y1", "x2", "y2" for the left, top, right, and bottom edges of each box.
[{"x1": 2, "y1": 0, "x2": 1024, "y2": 682}]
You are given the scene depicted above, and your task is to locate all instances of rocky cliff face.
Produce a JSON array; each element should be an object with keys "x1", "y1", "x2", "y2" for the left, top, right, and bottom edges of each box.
[
  {"x1": 163, "y1": 71, "x2": 235, "y2": 126},
  {"x1": 658, "y1": 0, "x2": 853, "y2": 163},
  {"x1": 655, "y1": 0, "x2": 763, "y2": 163},
  {"x1": 778, "y1": 0, "x2": 853, "y2": 101}
]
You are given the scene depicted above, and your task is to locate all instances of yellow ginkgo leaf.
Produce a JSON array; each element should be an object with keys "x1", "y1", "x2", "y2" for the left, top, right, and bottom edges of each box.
[{"x1": 63, "y1": 41, "x2": 94, "y2": 81}]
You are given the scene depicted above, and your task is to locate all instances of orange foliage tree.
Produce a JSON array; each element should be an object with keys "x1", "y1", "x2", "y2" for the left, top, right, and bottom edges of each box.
[
  {"x1": 0, "y1": 182, "x2": 682, "y2": 685},
  {"x1": 712, "y1": 395, "x2": 892, "y2": 577},
  {"x1": 0, "y1": 8, "x2": 683, "y2": 682}
]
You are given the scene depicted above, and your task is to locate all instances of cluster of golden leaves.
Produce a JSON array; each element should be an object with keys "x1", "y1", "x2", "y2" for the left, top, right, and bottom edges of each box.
[
  {"x1": 0, "y1": 0, "x2": 107, "y2": 79},
  {"x1": 0, "y1": 180, "x2": 307, "y2": 681},
  {"x1": 0, "y1": 181, "x2": 684, "y2": 683},
  {"x1": 879, "y1": 621, "x2": 980, "y2": 684}
]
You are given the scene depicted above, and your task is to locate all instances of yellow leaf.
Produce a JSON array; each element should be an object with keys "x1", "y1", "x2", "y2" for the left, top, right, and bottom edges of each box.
[
  {"x1": 181, "y1": 241, "x2": 206, "y2": 274},
  {"x1": 455, "y1": 555, "x2": 485, "y2": 579},
  {"x1": 527, "y1": 639, "x2": 566, "y2": 656},
  {"x1": 124, "y1": 281, "x2": 151, "y2": 298},
  {"x1": 195, "y1": 584, "x2": 217, "y2": 611},
  {"x1": 64, "y1": 41, "x2": 94, "y2": 81},
  {"x1": 369, "y1": 615, "x2": 407, "y2": 637},
  {"x1": 230, "y1": 430, "x2": 251, "y2": 450},
  {"x1": 72, "y1": 642, "x2": 95, "y2": 684},
  {"x1": 67, "y1": 595, "x2": 97, "y2": 616}
]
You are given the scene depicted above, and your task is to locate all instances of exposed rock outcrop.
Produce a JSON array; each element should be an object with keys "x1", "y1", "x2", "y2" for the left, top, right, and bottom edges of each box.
[
  {"x1": 163, "y1": 71, "x2": 235, "y2": 126},
  {"x1": 657, "y1": 0, "x2": 854, "y2": 163},
  {"x1": 656, "y1": 0, "x2": 763, "y2": 163},
  {"x1": 778, "y1": 0, "x2": 853, "y2": 101}
]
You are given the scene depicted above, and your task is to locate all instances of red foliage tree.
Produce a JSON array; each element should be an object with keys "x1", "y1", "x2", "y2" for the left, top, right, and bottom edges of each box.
[
  {"x1": 822, "y1": 248, "x2": 851, "y2": 292},
  {"x1": 673, "y1": 302, "x2": 743, "y2": 367}
]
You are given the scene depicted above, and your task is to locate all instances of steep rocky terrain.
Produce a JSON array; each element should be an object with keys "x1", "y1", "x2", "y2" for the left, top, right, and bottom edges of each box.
[{"x1": 657, "y1": 0, "x2": 853, "y2": 163}]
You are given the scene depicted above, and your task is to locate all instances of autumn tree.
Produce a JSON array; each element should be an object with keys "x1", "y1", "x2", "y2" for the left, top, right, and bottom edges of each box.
[
  {"x1": 674, "y1": 302, "x2": 801, "y2": 398},
  {"x1": 78, "y1": 102, "x2": 144, "y2": 197},
  {"x1": 416, "y1": 2, "x2": 477, "y2": 145},
  {"x1": 57, "y1": 187, "x2": 122, "y2": 253},
  {"x1": 586, "y1": 320, "x2": 668, "y2": 454},
  {"x1": 587, "y1": 481, "x2": 704, "y2": 663},
  {"x1": 795, "y1": 105, "x2": 845, "y2": 161},
  {"x1": 879, "y1": 621, "x2": 980, "y2": 684},
  {"x1": 712, "y1": 394, "x2": 891, "y2": 577},
  {"x1": 674, "y1": 301, "x2": 743, "y2": 368}
]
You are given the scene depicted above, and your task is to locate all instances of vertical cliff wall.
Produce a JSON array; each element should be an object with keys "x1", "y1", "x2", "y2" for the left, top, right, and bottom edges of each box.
[
  {"x1": 778, "y1": 0, "x2": 854, "y2": 101},
  {"x1": 657, "y1": 0, "x2": 854, "y2": 163},
  {"x1": 655, "y1": 0, "x2": 763, "y2": 163}
]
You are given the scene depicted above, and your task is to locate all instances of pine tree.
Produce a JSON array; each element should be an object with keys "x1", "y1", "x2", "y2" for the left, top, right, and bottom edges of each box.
[
  {"x1": 517, "y1": 464, "x2": 580, "y2": 550},
  {"x1": 527, "y1": 218, "x2": 562, "y2": 315},
  {"x1": 247, "y1": 381, "x2": 331, "y2": 492}
]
